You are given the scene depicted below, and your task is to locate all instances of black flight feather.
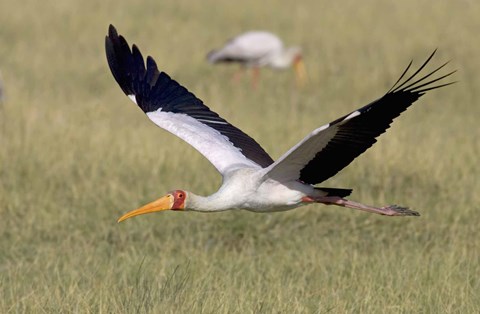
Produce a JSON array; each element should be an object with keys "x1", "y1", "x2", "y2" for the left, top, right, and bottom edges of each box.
[
  {"x1": 299, "y1": 51, "x2": 455, "y2": 185},
  {"x1": 105, "y1": 25, "x2": 274, "y2": 168}
]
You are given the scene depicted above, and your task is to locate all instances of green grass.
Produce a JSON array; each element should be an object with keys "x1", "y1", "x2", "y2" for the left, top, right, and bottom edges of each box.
[{"x1": 1, "y1": 0, "x2": 479, "y2": 312}]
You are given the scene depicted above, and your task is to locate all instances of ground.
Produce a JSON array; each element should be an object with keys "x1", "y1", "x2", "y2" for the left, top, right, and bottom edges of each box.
[{"x1": 0, "y1": 0, "x2": 479, "y2": 312}]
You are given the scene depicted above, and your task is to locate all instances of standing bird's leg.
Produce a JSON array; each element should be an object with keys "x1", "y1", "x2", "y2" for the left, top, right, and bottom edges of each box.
[
  {"x1": 308, "y1": 196, "x2": 420, "y2": 216},
  {"x1": 232, "y1": 65, "x2": 245, "y2": 84},
  {"x1": 251, "y1": 67, "x2": 260, "y2": 89}
]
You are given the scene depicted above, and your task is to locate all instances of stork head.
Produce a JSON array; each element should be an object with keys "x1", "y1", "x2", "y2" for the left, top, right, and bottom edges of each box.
[
  {"x1": 270, "y1": 46, "x2": 307, "y2": 86},
  {"x1": 117, "y1": 190, "x2": 187, "y2": 222}
]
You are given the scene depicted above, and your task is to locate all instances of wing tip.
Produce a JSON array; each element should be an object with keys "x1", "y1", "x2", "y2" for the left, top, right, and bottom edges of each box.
[
  {"x1": 105, "y1": 24, "x2": 135, "y2": 96},
  {"x1": 104, "y1": 25, "x2": 206, "y2": 114},
  {"x1": 108, "y1": 24, "x2": 118, "y2": 39},
  {"x1": 105, "y1": 25, "x2": 160, "y2": 102},
  {"x1": 389, "y1": 50, "x2": 456, "y2": 96}
]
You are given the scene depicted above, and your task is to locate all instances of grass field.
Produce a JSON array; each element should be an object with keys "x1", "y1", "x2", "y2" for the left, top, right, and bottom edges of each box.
[{"x1": 1, "y1": 0, "x2": 479, "y2": 312}]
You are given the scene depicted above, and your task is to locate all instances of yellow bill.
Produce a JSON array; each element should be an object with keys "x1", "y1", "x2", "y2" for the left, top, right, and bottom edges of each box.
[
  {"x1": 117, "y1": 194, "x2": 174, "y2": 223},
  {"x1": 294, "y1": 58, "x2": 308, "y2": 87}
]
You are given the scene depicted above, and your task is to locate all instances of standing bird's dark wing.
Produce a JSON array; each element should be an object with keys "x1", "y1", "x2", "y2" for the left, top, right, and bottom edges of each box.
[
  {"x1": 264, "y1": 51, "x2": 455, "y2": 184},
  {"x1": 105, "y1": 25, "x2": 274, "y2": 174}
]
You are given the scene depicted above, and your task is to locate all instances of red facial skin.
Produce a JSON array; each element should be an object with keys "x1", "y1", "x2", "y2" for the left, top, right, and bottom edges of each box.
[{"x1": 171, "y1": 190, "x2": 186, "y2": 210}]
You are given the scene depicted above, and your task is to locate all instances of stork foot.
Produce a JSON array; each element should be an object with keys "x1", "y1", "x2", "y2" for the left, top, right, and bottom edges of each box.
[{"x1": 382, "y1": 204, "x2": 420, "y2": 216}]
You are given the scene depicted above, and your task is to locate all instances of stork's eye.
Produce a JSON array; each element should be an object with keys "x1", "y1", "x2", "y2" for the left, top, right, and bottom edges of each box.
[{"x1": 178, "y1": 192, "x2": 184, "y2": 198}]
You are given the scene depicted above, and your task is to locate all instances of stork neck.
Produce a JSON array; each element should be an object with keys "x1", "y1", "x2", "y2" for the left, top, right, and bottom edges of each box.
[
  {"x1": 186, "y1": 192, "x2": 231, "y2": 212},
  {"x1": 269, "y1": 46, "x2": 301, "y2": 69}
]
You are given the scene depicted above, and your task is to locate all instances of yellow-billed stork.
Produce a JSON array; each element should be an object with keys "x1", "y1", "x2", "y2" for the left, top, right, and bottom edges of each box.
[
  {"x1": 105, "y1": 25, "x2": 455, "y2": 223},
  {"x1": 207, "y1": 31, "x2": 307, "y2": 87}
]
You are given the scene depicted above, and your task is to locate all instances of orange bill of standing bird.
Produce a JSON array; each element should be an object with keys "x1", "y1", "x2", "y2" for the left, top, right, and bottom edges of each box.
[{"x1": 105, "y1": 25, "x2": 455, "y2": 223}]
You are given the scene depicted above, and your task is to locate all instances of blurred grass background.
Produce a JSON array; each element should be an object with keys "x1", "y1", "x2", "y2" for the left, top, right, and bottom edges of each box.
[{"x1": 0, "y1": 0, "x2": 479, "y2": 312}]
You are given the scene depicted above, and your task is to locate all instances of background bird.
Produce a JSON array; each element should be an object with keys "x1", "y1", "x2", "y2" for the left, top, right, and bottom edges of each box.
[
  {"x1": 207, "y1": 31, "x2": 307, "y2": 88},
  {"x1": 105, "y1": 25, "x2": 454, "y2": 223}
]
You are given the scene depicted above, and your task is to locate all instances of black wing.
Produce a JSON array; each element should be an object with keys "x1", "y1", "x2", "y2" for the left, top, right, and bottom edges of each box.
[
  {"x1": 265, "y1": 50, "x2": 455, "y2": 184},
  {"x1": 105, "y1": 25, "x2": 274, "y2": 170}
]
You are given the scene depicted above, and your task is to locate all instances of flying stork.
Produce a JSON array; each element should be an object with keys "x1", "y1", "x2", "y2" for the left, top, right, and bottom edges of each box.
[
  {"x1": 105, "y1": 25, "x2": 455, "y2": 223},
  {"x1": 207, "y1": 31, "x2": 307, "y2": 87}
]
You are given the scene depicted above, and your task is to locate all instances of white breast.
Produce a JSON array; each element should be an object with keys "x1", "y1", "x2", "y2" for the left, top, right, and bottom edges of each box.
[{"x1": 206, "y1": 168, "x2": 313, "y2": 212}]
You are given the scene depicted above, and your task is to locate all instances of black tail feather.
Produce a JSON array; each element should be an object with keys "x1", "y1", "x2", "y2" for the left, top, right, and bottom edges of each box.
[{"x1": 315, "y1": 187, "x2": 353, "y2": 198}]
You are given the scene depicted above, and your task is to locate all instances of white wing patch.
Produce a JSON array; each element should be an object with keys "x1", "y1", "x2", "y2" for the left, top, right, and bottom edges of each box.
[
  {"x1": 146, "y1": 110, "x2": 261, "y2": 174},
  {"x1": 128, "y1": 94, "x2": 137, "y2": 104},
  {"x1": 344, "y1": 110, "x2": 360, "y2": 121},
  {"x1": 262, "y1": 122, "x2": 338, "y2": 182},
  {"x1": 196, "y1": 119, "x2": 229, "y2": 125}
]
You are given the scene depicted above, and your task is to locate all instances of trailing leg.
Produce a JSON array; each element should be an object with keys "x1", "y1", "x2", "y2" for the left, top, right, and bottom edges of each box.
[{"x1": 312, "y1": 196, "x2": 420, "y2": 216}]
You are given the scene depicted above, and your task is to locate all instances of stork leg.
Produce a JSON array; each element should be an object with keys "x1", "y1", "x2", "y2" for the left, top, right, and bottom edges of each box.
[
  {"x1": 251, "y1": 67, "x2": 260, "y2": 89},
  {"x1": 311, "y1": 196, "x2": 420, "y2": 216},
  {"x1": 232, "y1": 66, "x2": 244, "y2": 84}
]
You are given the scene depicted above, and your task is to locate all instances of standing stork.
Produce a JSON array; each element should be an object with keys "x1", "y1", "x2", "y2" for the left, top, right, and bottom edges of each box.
[
  {"x1": 105, "y1": 25, "x2": 455, "y2": 223},
  {"x1": 207, "y1": 31, "x2": 307, "y2": 88}
]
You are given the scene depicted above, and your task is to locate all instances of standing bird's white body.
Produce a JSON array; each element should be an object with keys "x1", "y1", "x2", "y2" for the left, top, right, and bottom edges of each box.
[
  {"x1": 105, "y1": 25, "x2": 455, "y2": 222},
  {"x1": 207, "y1": 31, "x2": 307, "y2": 87}
]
